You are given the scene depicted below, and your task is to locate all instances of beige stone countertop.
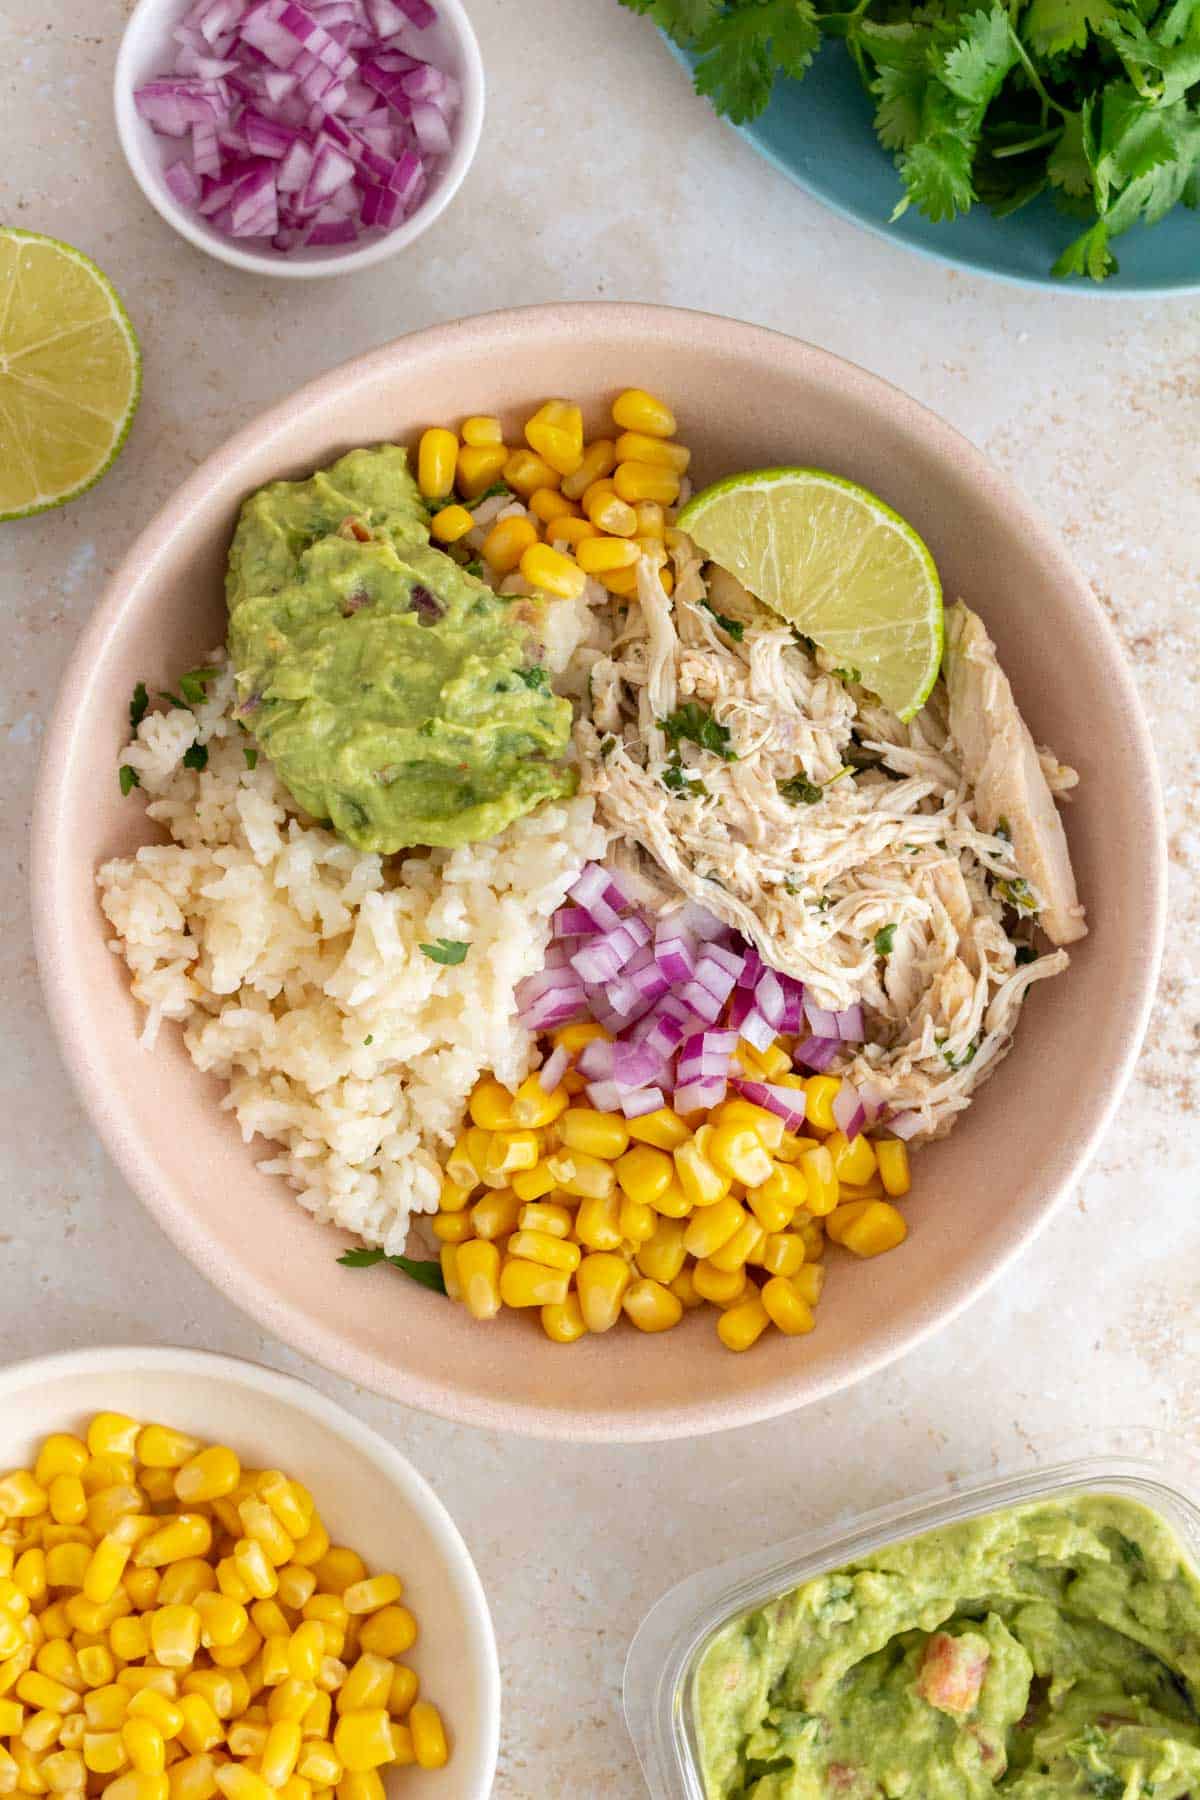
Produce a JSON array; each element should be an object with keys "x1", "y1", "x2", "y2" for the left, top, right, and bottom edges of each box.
[{"x1": 3, "y1": 1, "x2": 1199, "y2": 1793}]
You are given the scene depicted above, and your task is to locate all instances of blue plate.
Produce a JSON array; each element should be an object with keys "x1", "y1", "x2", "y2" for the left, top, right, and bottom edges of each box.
[{"x1": 666, "y1": 37, "x2": 1200, "y2": 295}]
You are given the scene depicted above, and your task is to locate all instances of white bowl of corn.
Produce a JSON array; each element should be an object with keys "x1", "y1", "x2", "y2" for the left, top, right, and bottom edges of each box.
[{"x1": 0, "y1": 1347, "x2": 499, "y2": 1800}]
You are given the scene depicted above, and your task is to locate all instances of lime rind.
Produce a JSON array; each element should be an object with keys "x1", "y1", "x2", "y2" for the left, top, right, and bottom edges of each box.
[
  {"x1": 678, "y1": 466, "x2": 944, "y2": 721},
  {"x1": 0, "y1": 227, "x2": 142, "y2": 524}
]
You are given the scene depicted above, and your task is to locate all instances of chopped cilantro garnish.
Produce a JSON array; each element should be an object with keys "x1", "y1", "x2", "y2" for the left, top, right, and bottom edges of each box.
[
  {"x1": 874, "y1": 923, "x2": 898, "y2": 955},
  {"x1": 337, "y1": 1248, "x2": 446, "y2": 1294},
  {"x1": 182, "y1": 744, "x2": 209, "y2": 772},
  {"x1": 118, "y1": 765, "x2": 140, "y2": 797},
  {"x1": 518, "y1": 666, "x2": 549, "y2": 691},
  {"x1": 942, "y1": 1037, "x2": 980, "y2": 1071},
  {"x1": 832, "y1": 664, "x2": 862, "y2": 683},
  {"x1": 995, "y1": 816, "x2": 1012, "y2": 842},
  {"x1": 419, "y1": 938, "x2": 470, "y2": 965},
  {"x1": 363, "y1": 1035, "x2": 373, "y2": 1046},
  {"x1": 472, "y1": 482, "x2": 512, "y2": 504},
  {"x1": 179, "y1": 667, "x2": 219, "y2": 706},
  {"x1": 243, "y1": 747, "x2": 258, "y2": 770},
  {"x1": 662, "y1": 754, "x2": 707, "y2": 796},
  {"x1": 700, "y1": 598, "x2": 745, "y2": 641},
  {"x1": 660, "y1": 701, "x2": 737, "y2": 760},
  {"x1": 159, "y1": 691, "x2": 186, "y2": 710},
  {"x1": 465, "y1": 559, "x2": 484, "y2": 579},
  {"x1": 129, "y1": 681, "x2": 149, "y2": 731},
  {"x1": 599, "y1": 734, "x2": 617, "y2": 759},
  {"x1": 778, "y1": 773, "x2": 824, "y2": 806},
  {"x1": 995, "y1": 875, "x2": 1039, "y2": 918}
]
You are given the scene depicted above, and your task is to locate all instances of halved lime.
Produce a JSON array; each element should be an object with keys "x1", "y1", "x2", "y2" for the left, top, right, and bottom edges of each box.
[
  {"x1": 678, "y1": 468, "x2": 943, "y2": 720},
  {"x1": 0, "y1": 228, "x2": 141, "y2": 522}
]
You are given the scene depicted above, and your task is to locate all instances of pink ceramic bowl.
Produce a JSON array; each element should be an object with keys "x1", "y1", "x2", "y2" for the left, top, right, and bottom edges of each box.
[{"x1": 32, "y1": 304, "x2": 1164, "y2": 1441}]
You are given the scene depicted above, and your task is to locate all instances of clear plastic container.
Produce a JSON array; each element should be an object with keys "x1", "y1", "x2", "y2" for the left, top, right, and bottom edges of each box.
[{"x1": 623, "y1": 1429, "x2": 1200, "y2": 1799}]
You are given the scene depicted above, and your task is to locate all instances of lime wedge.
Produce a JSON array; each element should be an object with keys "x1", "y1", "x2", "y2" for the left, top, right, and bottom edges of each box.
[
  {"x1": 678, "y1": 467, "x2": 943, "y2": 720},
  {"x1": 0, "y1": 229, "x2": 141, "y2": 522}
]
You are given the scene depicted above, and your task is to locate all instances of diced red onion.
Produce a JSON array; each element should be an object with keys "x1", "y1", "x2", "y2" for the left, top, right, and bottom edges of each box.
[
  {"x1": 778, "y1": 978, "x2": 804, "y2": 1033},
  {"x1": 754, "y1": 968, "x2": 785, "y2": 1029},
  {"x1": 794, "y1": 1035, "x2": 841, "y2": 1072},
  {"x1": 671, "y1": 900, "x2": 726, "y2": 942},
  {"x1": 553, "y1": 907, "x2": 594, "y2": 940},
  {"x1": 537, "y1": 1045, "x2": 570, "y2": 1093},
  {"x1": 165, "y1": 159, "x2": 202, "y2": 204},
  {"x1": 585, "y1": 1079, "x2": 622, "y2": 1112},
  {"x1": 886, "y1": 1111, "x2": 923, "y2": 1140},
  {"x1": 832, "y1": 1082, "x2": 866, "y2": 1141},
  {"x1": 804, "y1": 996, "x2": 839, "y2": 1037},
  {"x1": 576, "y1": 1039, "x2": 614, "y2": 1081},
  {"x1": 653, "y1": 936, "x2": 694, "y2": 984},
  {"x1": 639, "y1": 1011, "x2": 686, "y2": 1061},
  {"x1": 695, "y1": 953, "x2": 738, "y2": 1006},
  {"x1": 735, "y1": 947, "x2": 762, "y2": 990},
  {"x1": 738, "y1": 1007, "x2": 777, "y2": 1053},
  {"x1": 677, "y1": 981, "x2": 723, "y2": 1026},
  {"x1": 621, "y1": 1087, "x2": 665, "y2": 1119},
  {"x1": 277, "y1": 138, "x2": 314, "y2": 191},
  {"x1": 611, "y1": 1039, "x2": 664, "y2": 1090},
  {"x1": 566, "y1": 864, "x2": 623, "y2": 934},
  {"x1": 734, "y1": 1080, "x2": 807, "y2": 1132},
  {"x1": 675, "y1": 1076, "x2": 727, "y2": 1114},
  {"x1": 835, "y1": 1002, "x2": 866, "y2": 1043}
]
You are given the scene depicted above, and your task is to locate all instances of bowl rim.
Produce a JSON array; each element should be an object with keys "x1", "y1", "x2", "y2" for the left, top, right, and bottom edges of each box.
[
  {"x1": 30, "y1": 302, "x2": 1168, "y2": 1440},
  {"x1": 112, "y1": 0, "x2": 486, "y2": 280},
  {"x1": 0, "y1": 1343, "x2": 501, "y2": 1793}
]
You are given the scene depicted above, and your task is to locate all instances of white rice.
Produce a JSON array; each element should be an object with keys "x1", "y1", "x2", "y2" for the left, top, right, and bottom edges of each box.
[{"x1": 97, "y1": 659, "x2": 607, "y2": 1254}]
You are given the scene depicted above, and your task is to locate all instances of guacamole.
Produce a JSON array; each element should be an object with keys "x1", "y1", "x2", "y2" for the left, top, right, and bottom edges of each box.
[
  {"x1": 695, "y1": 1495, "x2": 1200, "y2": 1798},
  {"x1": 226, "y1": 445, "x2": 574, "y2": 853}
]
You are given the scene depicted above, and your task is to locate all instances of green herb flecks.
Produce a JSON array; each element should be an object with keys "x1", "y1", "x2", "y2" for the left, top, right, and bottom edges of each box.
[
  {"x1": 419, "y1": 938, "x2": 470, "y2": 965},
  {"x1": 518, "y1": 666, "x2": 549, "y2": 691},
  {"x1": 179, "y1": 667, "x2": 219, "y2": 706},
  {"x1": 243, "y1": 748, "x2": 258, "y2": 770},
  {"x1": 832, "y1": 664, "x2": 862, "y2": 683},
  {"x1": 700, "y1": 598, "x2": 745, "y2": 641},
  {"x1": 472, "y1": 482, "x2": 512, "y2": 505},
  {"x1": 995, "y1": 874, "x2": 1039, "y2": 918},
  {"x1": 129, "y1": 681, "x2": 149, "y2": 731},
  {"x1": 778, "y1": 773, "x2": 824, "y2": 806},
  {"x1": 942, "y1": 1036, "x2": 980, "y2": 1071},
  {"x1": 874, "y1": 923, "x2": 898, "y2": 955},
  {"x1": 337, "y1": 1248, "x2": 447, "y2": 1294},
  {"x1": 119, "y1": 765, "x2": 140, "y2": 797},
  {"x1": 662, "y1": 753, "x2": 708, "y2": 797},
  {"x1": 599, "y1": 734, "x2": 617, "y2": 759},
  {"x1": 660, "y1": 701, "x2": 737, "y2": 760},
  {"x1": 182, "y1": 744, "x2": 209, "y2": 772}
]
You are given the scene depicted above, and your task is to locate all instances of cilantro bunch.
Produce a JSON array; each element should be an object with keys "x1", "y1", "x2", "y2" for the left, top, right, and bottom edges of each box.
[{"x1": 620, "y1": 0, "x2": 1200, "y2": 277}]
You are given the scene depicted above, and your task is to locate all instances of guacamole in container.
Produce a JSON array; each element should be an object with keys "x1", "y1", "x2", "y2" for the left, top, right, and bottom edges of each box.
[{"x1": 623, "y1": 1451, "x2": 1200, "y2": 1800}]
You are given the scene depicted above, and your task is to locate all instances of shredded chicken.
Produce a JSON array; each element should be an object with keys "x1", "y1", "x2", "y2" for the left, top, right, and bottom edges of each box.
[{"x1": 574, "y1": 542, "x2": 1083, "y2": 1140}]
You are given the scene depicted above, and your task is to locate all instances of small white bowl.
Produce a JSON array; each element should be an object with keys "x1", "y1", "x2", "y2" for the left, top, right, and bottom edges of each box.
[
  {"x1": 113, "y1": 0, "x2": 485, "y2": 278},
  {"x1": 0, "y1": 1346, "x2": 500, "y2": 1794}
]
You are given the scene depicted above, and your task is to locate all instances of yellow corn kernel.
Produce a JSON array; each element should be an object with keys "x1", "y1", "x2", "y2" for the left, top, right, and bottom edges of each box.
[
  {"x1": 44, "y1": 1478, "x2": 86, "y2": 1531},
  {"x1": 582, "y1": 486, "x2": 637, "y2": 537},
  {"x1": 87, "y1": 1417, "x2": 142, "y2": 1461},
  {"x1": 13, "y1": 1551, "x2": 46, "y2": 1608},
  {"x1": 519, "y1": 542, "x2": 588, "y2": 600},
  {"x1": 0, "y1": 1473, "x2": 47, "y2": 1520},
  {"x1": 432, "y1": 1210, "x2": 472, "y2": 1248},
  {"x1": 331, "y1": 1712, "x2": 392, "y2": 1774},
  {"x1": 673, "y1": 1141, "x2": 730, "y2": 1210},
  {"x1": 225, "y1": 1718, "x2": 267, "y2": 1758},
  {"x1": 511, "y1": 1161, "x2": 560, "y2": 1205},
  {"x1": 827, "y1": 1130, "x2": 877, "y2": 1187},
  {"x1": 455, "y1": 1240, "x2": 502, "y2": 1323},
  {"x1": 454, "y1": 442, "x2": 507, "y2": 499},
  {"x1": 86, "y1": 1488, "x2": 144, "y2": 1540},
  {"x1": 575, "y1": 535, "x2": 640, "y2": 574},
  {"x1": 506, "y1": 1229, "x2": 582, "y2": 1274},
  {"x1": 692, "y1": 1260, "x2": 747, "y2": 1306},
  {"x1": 516, "y1": 1201, "x2": 572, "y2": 1239},
  {"x1": 17, "y1": 1673, "x2": 81, "y2": 1716},
  {"x1": 429, "y1": 504, "x2": 473, "y2": 545},
  {"x1": 469, "y1": 1188, "x2": 522, "y2": 1243},
  {"x1": 759, "y1": 1274, "x2": 815, "y2": 1335},
  {"x1": 432, "y1": 1244, "x2": 460, "y2": 1304},
  {"x1": 122, "y1": 1718, "x2": 166, "y2": 1777},
  {"x1": 789, "y1": 1265, "x2": 824, "y2": 1310},
  {"x1": 445, "y1": 1135, "x2": 479, "y2": 1190},
  {"x1": 634, "y1": 1217, "x2": 687, "y2": 1286},
  {"x1": 296, "y1": 1743, "x2": 340, "y2": 1788},
  {"x1": 150, "y1": 1608, "x2": 200, "y2": 1672},
  {"x1": 229, "y1": 1540, "x2": 275, "y2": 1606},
  {"x1": 215, "y1": 1562, "x2": 248, "y2": 1608},
  {"x1": 511, "y1": 1071, "x2": 570, "y2": 1130},
  {"x1": 238, "y1": 1500, "x2": 294, "y2": 1570},
  {"x1": 524, "y1": 400, "x2": 584, "y2": 477},
  {"x1": 749, "y1": 1160, "x2": 807, "y2": 1226},
  {"x1": 33, "y1": 1644, "x2": 80, "y2": 1694},
  {"x1": 191, "y1": 1595, "x2": 246, "y2": 1654},
  {"x1": 0, "y1": 1694, "x2": 22, "y2": 1734},
  {"x1": 613, "y1": 432, "x2": 690, "y2": 475},
  {"x1": 540, "y1": 1295, "x2": 586, "y2": 1345},
  {"x1": 613, "y1": 462, "x2": 681, "y2": 506},
  {"x1": 612, "y1": 388, "x2": 676, "y2": 437},
  {"x1": 34, "y1": 1439, "x2": 88, "y2": 1489},
  {"x1": 706, "y1": 1125, "x2": 774, "y2": 1189},
  {"x1": 334, "y1": 1777, "x2": 383, "y2": 1800},
  {"x1": 480, "y1": 515, "x2": 538, "y2": 577},
  {"x1": 760, "y1": 1231, "x2": 807, "y2": 1278},
  {"x1": 559, "y1": 1108, "x2": 630, "y2": 1161},
  {"x1": 399, "y1": 1701, "x2": 444, "y2": 1771},
  {"x1": 560, "y1": 437, "x2": 615, "y2": 501},
  {"x1": 551, "y1": 1021, "x2": 610, "y2": 1055},
  {"x1": 708, "y1": 1218, "x2": 766, "y2": 1275},
  {"x1": 176, "y1": 1675, "x2": 231, "y2": 1724},
  {"x1": 798, "y1": 1144, "x2": 839, "y2": 1216},
  {"x1": 261, "y1": 1720, "x2": 302, "y2": 1789},
  {"x1": 288, "y1": 1518, "x2": 329, "y2": 1573},
  {"x1": 36, "y1": 1603, "x2": 69, "y2": 1645},
  {"x1": 658, "y1": 566, "x2": 675, "y2": 597},
  {"x1": 255, "y1": 1474, "x2": 310, "y2": 1540},
  {"x1": 576, "y1": 1253, "x2": 631, "y2": 1334},
  {"x1": 804, "y1": 1076, "x2": 842, "y2": 1133},
  {"x1": 21, "y1": 1710, "x2": 61, "y2": 1753},
  {"x1": 116, "y1": 1674, "x2": 175, "y2": 1704},
  {"x1": 0, "y1": 1645, "x2": 32, "y2": 1698},
  {"x1": 332, "y1": 1657, "x2": 389, "y2": 1723},
  {"x1": 56, "y1": 1714, "x2": 85, "y2": 1752},
  {"x1": 80, "y1": 1453, "x2": 134, "y2": 1494},
  {"x1": 571, "y1": 1192, "x2": 621, "y2": 1253},
  {"x1": 83, "y1": 1685, "x2": 129, "y2": 1731},
  {"x1": 268, "y1": 1681, "x2": 318, "y2": 1727},
  {"x1": 683, "y1": 1198, "x2": 746, "y2": 1261},
  {"x1": 467, "y1": 1077, "x2": 518, "y2": 1132},
  {"x1": 282, "y1": 1624, "x2": 323, "y2": 1686},
  {"x1": 126, "y1": 1693, "x2": 182, "y2": 1743},
  {"x1": 545, "y1": 514, "x2": 599, "y2": 550},
  {"x1": 616, "y1": 1196, "x2": 656, "y2": 1246},
  {"x1": 0, "y1": 1744, "x2": 18, "y2": 1796},
  {"x1": 41, "y1": 1749, "x2": 85, "y2": 1794},
  {"x1": 260, "y1": 1637, "x2": 292, "y2": 1688},
  {"x1": 547, "y1": 1150, "x2": 615, "y2": 1204},
  {"x1": 615, "y1": 1144, "x2": 674, "y2": 1208},
  {"x1": 174, "y1": 1449, "x2": 240, "y2": 1508},
  {"x1": 460, "y1": 414, "x2": 502, "y2": 448},
  {"x1": 416, "y1": 428, "x2": 457, "y2": 501},
  {"x1": 707, "y1": 1095, "x2": 783, "y2": 1152},
  {"x1": 174, "y1": 1698, "x2": 222, "y2": 1759},
  {"x1": 528, "y1": 487, "x2": 579, "y2": 527},
  {"x1": 215, "y1": 1766, "x2": 273, "y2": 1800},
  {"x1": 828, "y1": 1200, "x2": 908, "y2": 1257},
  {"x1": 133, "y1": 1517, "x2": 211, "y2": 1570},
  {"x1": 875, "y1": 1139, "x2": 911, "y2": 1197},
  {"x1": 135, "y1": 1468, "x2": 175, "y2": 1506},
  {"x1": 81, "y1": 1539, "x2": 129, "y2": 1608},
  {"x1": 717, "y1": 1294, "x2": 772, "y2": 1352},
  {"x1": 643, "y1": 1176, "x2": 686, "y2": 1219},
  {"x1": 169, "y1": 1755, "x2": 219, "y2": 1800},
  {"x1": 669, "y1": 1266, "x2": 704, "y2": 1310},
  {"x1": 0, "y1": 1583, "x2": 29, "y2": 1627},
  {"x1": 82, "y1": 1729, "x2": 127, "y2": 1776},
  {"x1": 135, "y1": 1429, "x2": 200, "y2": 1472},
  {"x1": 621, "y1": 1278, "x2": 683, "y2": 1334},
  {"x1": 10, "y1": 1742, "x2": 49, "y2": 1795},
  {"x1": 501, "y1": 448, "x2": 558, "y2": 497},
  {"x1": 498, "y1": 1258, "x2": 569, "y2": 1309}
]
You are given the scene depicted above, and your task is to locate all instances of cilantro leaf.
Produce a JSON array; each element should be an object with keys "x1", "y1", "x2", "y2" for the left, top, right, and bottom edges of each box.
[
  {"x1": 518, "y1": 666, "x2": 549, "y2": 690},
  {"x1": 619, "y1": 0, "x2": 718, "y2": 41},
  {"x1": 179, "y1": 667, "x2": 219, "y2": 706},
  {"x1": 660, "y1": 701, "x2": 737, "y2": 759},
  {"x1": 243, "y1": 747, "x2": 258, "y2": 769},
  {"x1": 874, "y1": 923, "x2": 898, "y2": 954},
  {"x1": 129, "y1": 681, "x2": 149, "y2": 731},
  {"x1": 182, "y1": 744, "x2": 209, "y2": 772},
  {"x1": 337, "y1": 1249, "x2": 447, "y2": 1294},
  {"x1": 693, "y1": 0, "x2": 821, "y2": 124},
  {"x1": 662, "y1": 754, "x2": 708, "y2": 796},
  {"x1": 778, "y1": 773, "x2": 824, "y2": 805},
  {"x1": 700, "y1": 598, "x2": 745, "y2": 640},
  {"x1": 119, "y1": 765, "x2": 140, "y2": 797},
  {"x1": 1025, "y1": 0, "x2": 1116, "y2": 57},
  {"x1": 419, "y1": 938, "x2": 470, "y2": 965}
]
